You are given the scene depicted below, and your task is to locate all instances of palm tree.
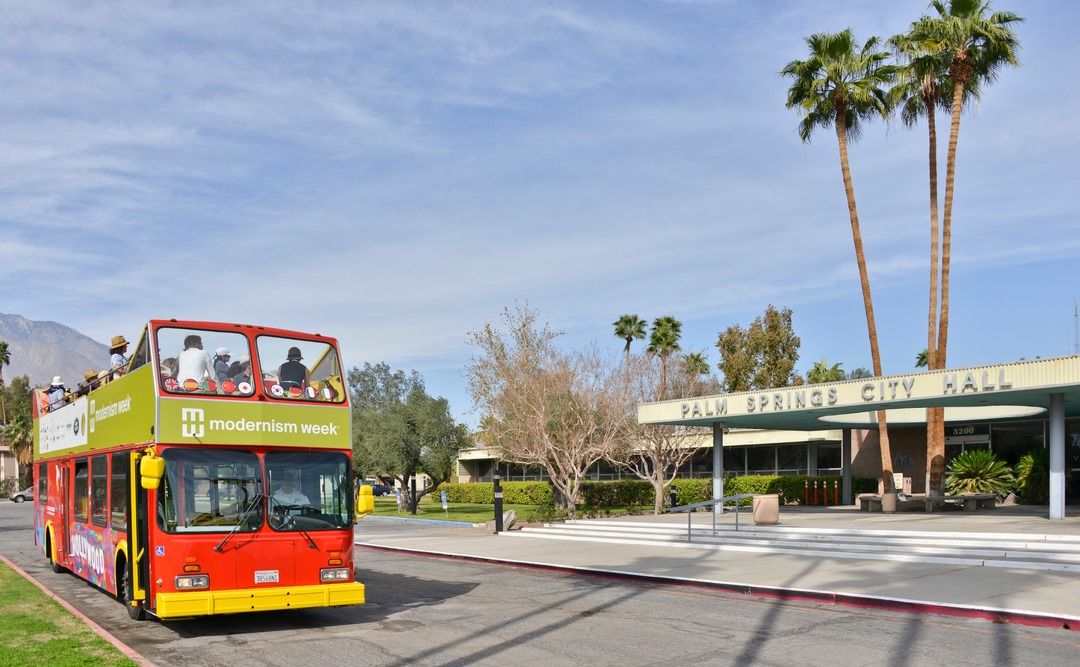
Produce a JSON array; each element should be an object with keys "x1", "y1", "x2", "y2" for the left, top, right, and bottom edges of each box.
[
  {"x1": 647, "y1": 316, "x2": 682, "y2": 400},
  {"x1": 915, "y1": 348, "x2": 929, "y2": 368},
  {"x1": 7, "y1": 412, "x2": 33, "y2": 470},
  {"x1": 613, "y1": 314, "x2": 647, "y2": 386},
  {"x1": 681, "y1": 352, "x2": 710, "y2": 385},
  {"x1": 0, "y1": 340, "x2": 10, "y2": 426},
  {"x1": 907, "y1": 0, "x2": 1022, "y2": 494},
  {"x1": 783, "y1": 29, "x2": 899, "y2": 491},
  {"x1": 806, "y1": 358, "x2": 845, "y2": 384}
]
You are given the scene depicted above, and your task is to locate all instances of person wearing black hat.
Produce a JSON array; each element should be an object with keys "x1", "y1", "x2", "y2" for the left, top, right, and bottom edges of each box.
[{"x1": 278, "y1": 346, "x2": 310, "y2": 393}]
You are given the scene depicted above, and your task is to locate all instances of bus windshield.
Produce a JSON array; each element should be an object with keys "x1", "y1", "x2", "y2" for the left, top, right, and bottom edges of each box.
[
  {"x1": 159, "y1": 449, "x2": 263, "y2": 533},
  {"x1": 266, "y1": 451, "x2": 352, "y2": 531}
]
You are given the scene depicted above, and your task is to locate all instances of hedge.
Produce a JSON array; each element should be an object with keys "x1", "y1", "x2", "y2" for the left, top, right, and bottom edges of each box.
[{"x1": 443, "y1": 475, "x2": 878, "y2": 509}]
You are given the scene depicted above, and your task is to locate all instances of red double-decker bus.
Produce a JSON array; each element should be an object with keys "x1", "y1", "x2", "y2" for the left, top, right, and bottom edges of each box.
[{"x1": 33, "y1": 319, "x2": 373, "y2": 620}]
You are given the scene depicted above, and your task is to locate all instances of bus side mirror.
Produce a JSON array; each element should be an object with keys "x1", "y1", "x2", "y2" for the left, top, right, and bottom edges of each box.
[
  {"x1": 140, "y1": 452, "x2": 166, "y2": 490},
  {"x1": 356, "y1": 485, "x2": 374, "y2": 519}
]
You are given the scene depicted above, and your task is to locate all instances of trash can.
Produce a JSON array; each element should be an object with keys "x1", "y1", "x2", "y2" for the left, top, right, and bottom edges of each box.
[{"x1": 752, "y1": 494, "x2": 780, "y2": 525}]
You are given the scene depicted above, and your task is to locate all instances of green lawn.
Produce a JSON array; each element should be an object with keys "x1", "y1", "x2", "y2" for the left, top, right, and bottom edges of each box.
[
  {"x1": 0, "y1": 562, "x2": 138, "y2": 667},
  {"x1": 365, "y1": 495, "x2": 545, "y2": 524}
]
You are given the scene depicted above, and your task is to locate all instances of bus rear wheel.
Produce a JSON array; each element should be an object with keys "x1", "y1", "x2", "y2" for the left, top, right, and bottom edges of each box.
[
  {"x1": 120, "y1": 565, "x2": 147, "y2": 621},
  {"x1": 46, "y1": 535, "x2": 65, "y2": 573}
]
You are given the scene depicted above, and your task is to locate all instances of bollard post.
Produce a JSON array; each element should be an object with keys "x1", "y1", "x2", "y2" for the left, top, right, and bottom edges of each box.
[
  {"x1": 493, "y1": 474, "x2": 504, "y2": 533},
  {"x1": 669, "y1": 486, "x2": 677, "y2": 508},
  {"x1": 804, "y1": 479, "x2": 809, "y2": 506},
  {"x1": 410, "y1": 478, "x2": 417, "y2": 515},
  {"x1": 834, "y1": 479, "x2": 839, "y2": 506},
  {"x1": 813, "y1": 479, "x2": 819, "y2": 506}
]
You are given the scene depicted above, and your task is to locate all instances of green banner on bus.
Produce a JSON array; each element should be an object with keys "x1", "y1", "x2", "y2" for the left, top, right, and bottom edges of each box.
[{"x1": 157, "y1": 397, "x2": 351, "y2": 448}]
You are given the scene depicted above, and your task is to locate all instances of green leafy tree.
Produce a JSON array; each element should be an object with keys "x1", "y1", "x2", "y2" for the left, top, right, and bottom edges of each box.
[
  {"x1": 806, "y1": 358, "x2": 845, "y2": 384},
  {"x1": 906, "y1": 0, "x2": 1023, "y2": 496},
  {"x1": 945, "y1": 449, "x2": 1015, "y2": 497},
  {"x1": 715, "y1": 305, "x2": 801, "y2": 392},
  {"x1": 646, "y1": 316, "x2": 682, "y2": 400},
  {"x1": 782, "y1": 29, "x2": 898, "y2": 491},
  {"x1": 846, "y1": 367, "x2": 873, "y2": 380},
  {"x1": 348, "y1": 364, "x2": 470, "y2": 513}
]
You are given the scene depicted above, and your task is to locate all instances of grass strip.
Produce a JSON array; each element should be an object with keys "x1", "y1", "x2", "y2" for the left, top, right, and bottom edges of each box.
[{"x1": 0, "y1": 561, "x2": 138, "y2": 667}]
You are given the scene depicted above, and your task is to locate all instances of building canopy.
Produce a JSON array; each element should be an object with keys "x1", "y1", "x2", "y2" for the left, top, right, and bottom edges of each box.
[{"x1": 638, "y1": 356, "x2": 1080, "y2": 431}]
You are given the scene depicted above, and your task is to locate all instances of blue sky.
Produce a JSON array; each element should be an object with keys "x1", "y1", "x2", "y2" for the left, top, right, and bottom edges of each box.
[{"x1": 2, "y1": 1, "x2": 1077, "y2": 427}]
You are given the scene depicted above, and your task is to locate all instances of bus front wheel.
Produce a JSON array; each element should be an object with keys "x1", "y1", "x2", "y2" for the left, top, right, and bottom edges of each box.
[{"x1": 120, "y1": 564, "x2": 147, "y2": 621}]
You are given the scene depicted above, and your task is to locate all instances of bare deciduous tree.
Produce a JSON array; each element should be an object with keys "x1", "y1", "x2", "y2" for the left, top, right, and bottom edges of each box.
[
  {"x1": 609, "y1": 353, "x2": 713, "y2": 514},
  {"x1": 466, "y1": 303, "x2": 628, "y2": 517}
]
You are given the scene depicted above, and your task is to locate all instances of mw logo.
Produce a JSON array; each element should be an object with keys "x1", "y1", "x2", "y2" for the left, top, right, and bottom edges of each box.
[{"x1": 181, "y1": 408, "x2": 205, "y2": 438}]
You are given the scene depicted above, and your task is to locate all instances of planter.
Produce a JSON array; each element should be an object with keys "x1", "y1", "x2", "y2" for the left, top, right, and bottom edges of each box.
[
  {"x1": 881, "y1": 492, "x2": 898, "y2": 513},
  {"x1": 752, "y1": 494, "x2": 780, "y2": 525}
]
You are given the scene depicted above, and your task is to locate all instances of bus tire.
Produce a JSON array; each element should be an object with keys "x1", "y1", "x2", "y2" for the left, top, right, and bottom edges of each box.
[
  {"x1": 120, "y1": 564, "x2": 147, "y2": 621},
  {"x1": 46, "y1": 534, "x2": 65, "y2": 574}
]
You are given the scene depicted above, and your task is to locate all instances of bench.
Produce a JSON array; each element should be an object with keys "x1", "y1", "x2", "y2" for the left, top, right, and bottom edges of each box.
[{"x1": 858, "y1": 493, "x2": 996, "y2": 512}]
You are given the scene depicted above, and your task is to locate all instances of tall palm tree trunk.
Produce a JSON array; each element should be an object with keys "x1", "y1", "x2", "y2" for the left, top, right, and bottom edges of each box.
[
  {"x1": 926, "y1": 97, "x2": 946, "y2": 496},
  {"x1": 835, "y1": 112, "x2": 894, "y2": 492}
]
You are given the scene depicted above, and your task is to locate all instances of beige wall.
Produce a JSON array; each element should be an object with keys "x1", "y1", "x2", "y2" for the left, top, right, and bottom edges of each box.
[{"x1": 851, "y1": 426, "x2": 929, "y2": 493}]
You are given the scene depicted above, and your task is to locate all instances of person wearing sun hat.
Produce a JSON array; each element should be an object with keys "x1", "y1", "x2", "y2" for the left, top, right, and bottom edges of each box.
[
  {"x1": 278, "y1": 346, "x2": 310, "y2": 393},
  {"x1": 76, "y1": 369, "x2": 101, "y2": 397},
  {"x1": 46, "y1": 376, "x2": 67, "y2": 409},
  {"x1": 109, "y1": 334, "x2": 130, "y2": 380}
]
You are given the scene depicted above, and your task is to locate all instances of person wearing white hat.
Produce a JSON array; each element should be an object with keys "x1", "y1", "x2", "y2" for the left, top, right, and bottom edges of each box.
[
  {"x1": 46, "y1": 376, "x2": 67, "y2": 410},
  {"x1": 213, "y1": 347, "x2": 232, "y2": 384}
]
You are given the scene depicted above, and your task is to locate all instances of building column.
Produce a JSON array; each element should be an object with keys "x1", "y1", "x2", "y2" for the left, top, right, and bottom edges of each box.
[
  {"x1": 842, "y1": 429, "x2": 853, "y2": 505},
  {"x1": 712, "y1": 423, "x2": 725, "y2": 515},
  {"x1": 1049, "y1": 393, "x2": 1065, "y2": 521}
]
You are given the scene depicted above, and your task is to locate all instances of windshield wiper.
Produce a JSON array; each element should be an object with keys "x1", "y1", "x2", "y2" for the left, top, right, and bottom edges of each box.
[{"x1": 215, "y1": 492, "x2": 264, "y2": 552}]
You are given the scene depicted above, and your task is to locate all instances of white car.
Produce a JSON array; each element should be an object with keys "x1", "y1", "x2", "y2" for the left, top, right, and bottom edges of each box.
[{"x1": 8, "y1": 487, "x2": 33, "y2": 503}]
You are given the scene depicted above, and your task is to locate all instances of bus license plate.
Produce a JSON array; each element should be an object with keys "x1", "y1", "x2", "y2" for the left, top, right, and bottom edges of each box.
[{"x1": 255, "y1": 570, "x2": 279, "y2": 584}]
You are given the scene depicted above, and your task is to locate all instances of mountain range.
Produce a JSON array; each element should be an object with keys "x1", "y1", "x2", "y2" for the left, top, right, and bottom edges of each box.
[{"x1": 0, "y1": 313, "x2": 110, "y2": 389}]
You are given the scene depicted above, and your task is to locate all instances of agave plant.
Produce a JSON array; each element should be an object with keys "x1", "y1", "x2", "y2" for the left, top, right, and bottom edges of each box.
[{"x1": 944, "y1": 449, "x2": 1015, "y2": 498}]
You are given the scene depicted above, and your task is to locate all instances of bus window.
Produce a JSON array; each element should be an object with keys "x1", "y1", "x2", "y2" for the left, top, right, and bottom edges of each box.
[
  {"x1": 91, "y1": 456, "x2": 108, "y2": 526},
  {"x1": 256, "y1": 336, "x2": 346, "y2": 403},
  {"x1": 266, "y1": 451, "x2": 352, "y2": 530},
  {"x1": 156, "y1": 327, "x2": 254, "y2": 397},
  {"x1": 74, "y1": 459, "x2": 89, "y2": 522},
  {"x1": 37, "y1": 463, "x2": 47, "y2": 503},
  {"x1": 128, "y1": 327, "x2": 150, "y2": 373},
  {"x1": 158, "y1": 449, "x2": 262, "y2": 533},
  {"x1": 111, "y1": 452, "x2": 129, "y2": 530}
]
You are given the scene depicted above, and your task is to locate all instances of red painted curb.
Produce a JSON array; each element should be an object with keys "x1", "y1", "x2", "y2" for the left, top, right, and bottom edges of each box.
[{"x1": 0, "y1": 554, "x2": 155, "y2": 666}]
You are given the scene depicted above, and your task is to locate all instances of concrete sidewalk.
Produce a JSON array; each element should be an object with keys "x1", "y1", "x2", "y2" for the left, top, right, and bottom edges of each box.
[{"x1": 354, "y1": 505, "x2": 1080, "y2": 630}]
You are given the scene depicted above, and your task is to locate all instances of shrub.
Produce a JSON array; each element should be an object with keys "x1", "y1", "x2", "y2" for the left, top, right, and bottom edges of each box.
[
  {"x1": 440, "y1": 481, "x2": 553, "y2": 506},
  {"x1": 1015, "y1": 449, "x2": 1051, "y2": 504},
  {"x1": 945, "y1": 450, "x2": 1015, "y2": 498},
  {"x1": 0, "y1": 478, "x2": 16, "y2": 496}
]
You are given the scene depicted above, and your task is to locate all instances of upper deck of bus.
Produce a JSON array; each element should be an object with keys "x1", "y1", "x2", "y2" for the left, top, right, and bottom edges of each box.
[{"x1": 34, "y1": 319, "x2": 351, "y2": 460}]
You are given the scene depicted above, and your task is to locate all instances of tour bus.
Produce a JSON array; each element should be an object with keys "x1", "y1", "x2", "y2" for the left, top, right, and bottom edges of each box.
[{"x1": 32, "y1": 319, "x2": 374, "y2": 621}]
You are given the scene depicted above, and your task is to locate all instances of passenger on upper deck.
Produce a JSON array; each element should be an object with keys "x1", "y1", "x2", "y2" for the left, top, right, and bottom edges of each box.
[
  {"x1": 46, "y1": 376, "x2": 67, "y2": 409},
  {"x1": 109, "y1": 335, "x2": 130, "y2": 380},
  {"x1": 213, "y1": 347, "x2": 232, "y2": 384},
  {"x1": 231, "y1": 355, "x2": 253, "y2": 386},
  {"x1": 76, "y1": 370, "x2": 101, "y2": 397},
  {"x1": 177, "y1": 335, "x2": 218, "y2": 390},
  {"x1": 278, "y1": 347, "x2": 310, "y2": 393}
]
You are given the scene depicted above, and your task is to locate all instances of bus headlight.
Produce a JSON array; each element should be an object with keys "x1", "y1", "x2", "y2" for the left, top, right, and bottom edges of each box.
[
  {"x1": 175, "y1": 574, "x2": 210, "y2": 590},
  {"x1": 320, "y1": 568, "x2": 351, "y2": 582}
]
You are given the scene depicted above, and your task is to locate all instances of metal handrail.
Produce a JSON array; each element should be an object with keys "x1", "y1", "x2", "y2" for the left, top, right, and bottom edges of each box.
[{"x1": 664, "y1": 493, "x2": 757, "y2": 539}]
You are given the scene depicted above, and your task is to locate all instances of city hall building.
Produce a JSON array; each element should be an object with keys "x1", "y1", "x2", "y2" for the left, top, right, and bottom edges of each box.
[{"x1": 458, "y1": 356, "x2": 1080, "y2": 520}]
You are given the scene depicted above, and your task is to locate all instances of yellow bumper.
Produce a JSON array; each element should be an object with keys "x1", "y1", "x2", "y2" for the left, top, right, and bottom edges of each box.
[{"x1": 155, "y1": 581, "x2": 365, "y2": 619}]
